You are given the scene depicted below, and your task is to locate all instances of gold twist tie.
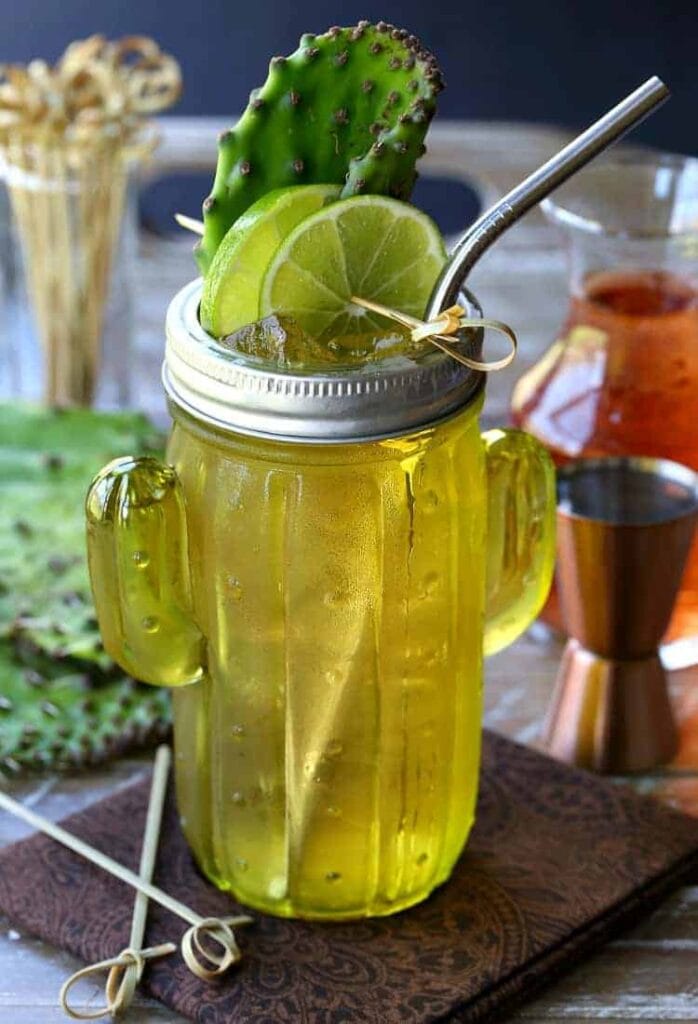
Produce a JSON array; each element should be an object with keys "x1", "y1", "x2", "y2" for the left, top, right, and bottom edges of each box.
[
  {"x1": 60, "y1": 746, "x2": 175, "y2": 1020},
  {"x1": 350, "y1": 295, "x2": 517, "y2": 372},
  {"x1": 0, "y1": 751, "x2": 253, "y2": 1012}
]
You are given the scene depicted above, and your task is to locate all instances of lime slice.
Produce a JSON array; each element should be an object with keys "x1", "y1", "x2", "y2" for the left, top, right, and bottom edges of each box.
[
  {"x1": 201, "y1": 184, "x2": 340, "y2": 337},
  {"x1": 259, "y1": 195, "x2": 446, "y2": 341}
]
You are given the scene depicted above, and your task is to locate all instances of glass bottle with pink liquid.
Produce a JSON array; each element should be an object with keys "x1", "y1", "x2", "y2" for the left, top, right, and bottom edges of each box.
[{"x1": 512, "y1": 154, "x2": 698, "y2": 642}]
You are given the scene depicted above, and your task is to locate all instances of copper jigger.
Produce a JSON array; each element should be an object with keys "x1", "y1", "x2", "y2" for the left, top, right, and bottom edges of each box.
[{"x1": 544, "y1": 457, "x2": 698, "y2": 773}]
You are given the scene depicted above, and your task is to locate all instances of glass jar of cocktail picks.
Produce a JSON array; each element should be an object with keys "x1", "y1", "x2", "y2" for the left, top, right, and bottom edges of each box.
[{"x1": 0, "y1": 35, "x2": 181, "y2": 408}]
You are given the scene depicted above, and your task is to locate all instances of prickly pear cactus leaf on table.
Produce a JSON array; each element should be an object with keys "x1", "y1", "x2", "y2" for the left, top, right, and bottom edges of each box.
[
  {"x1": 0, "y1": 404, "x2": 163, "y2": 458},
  {"x1": 197, "y1": 21, "x2": 444, "y2": 273},
  {"x1": 0, "y1": 404, "x2": 172, "y2": 776},
  {"x1": 0, "y1": 405, "x2": 163, "y2": 665},
  {"x1": 0, "y1": 641, "x2": 171, "y2": 776}
]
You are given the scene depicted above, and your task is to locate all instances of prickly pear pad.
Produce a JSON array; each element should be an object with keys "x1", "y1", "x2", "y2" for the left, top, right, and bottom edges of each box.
[
  {"x1": 0, "y1": 405, "x2": 171, "y2": 776},
  {"x1": 197, "y1": 21, "x2": 444, "y2": 273}
]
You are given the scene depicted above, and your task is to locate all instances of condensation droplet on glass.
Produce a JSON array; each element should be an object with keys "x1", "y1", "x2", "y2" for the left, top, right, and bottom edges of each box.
[
  {"x1": 416, "y1": 852, "x2": 429, "y2": 865},
  {"x1": 420, "y1": 571, "x2": 440, "y2": 599},
  {"x1": 227, "y1": 576, "x2": 243, "y2": 601},
  {"x1": 132, "y1": 550, "x2": 149, "y2": 568},
  {"x1": 325, "y1": 871, "x2": 342, "y2": 883},
  {"x1": 141, "y1": 615, "x2": 159, "y2": 633},
  {"x1": 325, "y1": 739, "x2": 343, "y2": 758},
  {"x1": 323, "y1": 589, "x2": 347, "y2": 607},
  {"x1": 232, "y1": 724, "x2": 245, "y2": 739},
  {"x1": 235, "y1": 857, "x2": 249, "y2": 872},
  {"x1": 326, "y1": 805, "x2": 342, "y2": 818},
  {"x1": 424, "y1": 489, "x2": 439, "y2": 510},
  {"x1": 609, "y1": 410, "x2": 622, "y2": 424},
  {"x1": 231, "y1": 791, "x2": 246, "y2": 806},
  {"x1": 424, "y1": 647, "x2": 439, "y2": 667}
]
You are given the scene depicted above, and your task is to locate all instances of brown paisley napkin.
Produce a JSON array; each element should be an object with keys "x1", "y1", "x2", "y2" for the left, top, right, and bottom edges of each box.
[{"x1": 1, "y1": 730, "x2": 697, "y2": 1023}]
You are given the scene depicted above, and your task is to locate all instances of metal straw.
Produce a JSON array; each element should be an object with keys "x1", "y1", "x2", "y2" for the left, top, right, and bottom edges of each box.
[{"x1": 426, "y1": 76, "x2": 670, "y2": 318}]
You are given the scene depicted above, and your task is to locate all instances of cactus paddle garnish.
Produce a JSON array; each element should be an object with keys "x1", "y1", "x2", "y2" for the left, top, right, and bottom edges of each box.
[
  {"x1": 196, "y1": 21, "x2": 444, "y2": 274},
  {"x1": 0, "y1": 405, "x2": 171, "y2": 777}
]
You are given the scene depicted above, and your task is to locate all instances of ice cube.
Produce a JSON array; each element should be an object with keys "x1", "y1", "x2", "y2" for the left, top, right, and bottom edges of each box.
[
  {"x1": 219, "y1": 315, "x2": 332, "y2": 369},
  {"x1": 326, "y1": 326, "x2": 421, "y2": 364},
  {"x1": 219, "y1": 317, "x2": 423, "y2": 370}
]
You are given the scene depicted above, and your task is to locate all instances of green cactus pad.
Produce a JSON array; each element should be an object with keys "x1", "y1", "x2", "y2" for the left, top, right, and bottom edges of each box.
[
  {"x1": 0, "y1": 640, "x2": 171, "y2": 776},
  {"x1": 197, "y1": 21, "x2": 444, "y2": 273},
  {"x1": 0, "y1": 404, "x2": 172, "y2": 776},
  {"x1": 0, "y1": 405, "x2": 163, "y2": 667}
]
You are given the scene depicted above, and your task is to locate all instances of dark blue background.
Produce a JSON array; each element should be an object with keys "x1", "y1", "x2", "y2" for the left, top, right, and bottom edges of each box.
[{"x1": 3, "y1": 1, "x2": 695, "y2": 232}]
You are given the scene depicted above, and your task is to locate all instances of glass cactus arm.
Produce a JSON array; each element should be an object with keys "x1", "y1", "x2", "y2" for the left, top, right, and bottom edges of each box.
[
  {"x1": 483, "y1": 429, "x2": 556, "y2": 657},
  {"x1": 85, "y1": 456, "x2": 205, "y2": 687}
]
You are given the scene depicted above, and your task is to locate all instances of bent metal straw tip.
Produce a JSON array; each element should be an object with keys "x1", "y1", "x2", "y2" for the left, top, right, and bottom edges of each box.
[{"x1": 426, "y1": 75, "x2": 671, "y2": 317}]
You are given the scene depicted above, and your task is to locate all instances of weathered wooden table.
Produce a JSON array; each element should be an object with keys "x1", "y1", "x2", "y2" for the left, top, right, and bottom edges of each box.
[{"x1": 1, "y1": 119, "x2": 696, "y2": 1022}]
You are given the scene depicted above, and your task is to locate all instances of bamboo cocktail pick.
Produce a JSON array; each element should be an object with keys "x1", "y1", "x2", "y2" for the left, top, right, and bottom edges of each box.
[
  {"x1": 174, "y1": 212, "x2": 204, "y2": 236},
  {"x1": 0, "y1": 756, "x2": 253, "y2": 994},
  {"x1": 350, "y1": 295, "x2": 517, "y2": 371},
  {"x1": 0, "y1": 36, "x2": 182, "y2": 407},
  {"x1": 59, "y1": 745, "x2": 175, "y2": 1020}
]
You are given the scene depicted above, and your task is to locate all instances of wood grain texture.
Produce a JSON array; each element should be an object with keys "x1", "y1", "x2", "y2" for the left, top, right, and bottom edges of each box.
[{"x1": 0, "y1": 116, "x2": 696, "y2": 1022}]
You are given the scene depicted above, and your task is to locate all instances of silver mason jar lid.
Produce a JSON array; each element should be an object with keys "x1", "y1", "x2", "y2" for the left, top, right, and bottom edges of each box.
[{"x1": 163, "y1": 279, "x2": 484, "y2": 444}]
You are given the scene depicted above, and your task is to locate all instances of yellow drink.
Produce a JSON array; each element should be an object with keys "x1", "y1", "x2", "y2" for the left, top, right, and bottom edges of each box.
[
  {"x1": 86, "y1": 280, "x2": 555, "y2": 919},
  {"x1": 169, "y1": 400, "x2": 485, "y2": 917}
]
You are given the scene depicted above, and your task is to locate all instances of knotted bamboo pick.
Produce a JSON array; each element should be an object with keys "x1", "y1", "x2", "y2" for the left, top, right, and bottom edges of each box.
[
  {"x1": 59, "y1": 745, "x2": 175, "y2": 1020},
  {"x1": 350, "y1": 295, "x2": 517, "y2": 371},
  {"x1": 0, "y1": 764, "x2": 253, "y2": 990},
  {"x1": 174, "y1": 212, "x2": 204, "y2": 236}
]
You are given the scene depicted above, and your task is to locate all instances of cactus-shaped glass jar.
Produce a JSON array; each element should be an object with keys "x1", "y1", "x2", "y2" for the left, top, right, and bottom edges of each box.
[{"x1": 86, "y1": 280, "x2": 555, "y2": 919}]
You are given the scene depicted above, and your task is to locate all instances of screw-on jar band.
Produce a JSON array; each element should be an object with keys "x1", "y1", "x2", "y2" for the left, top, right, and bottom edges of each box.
[{"x1": 163, "y1": 279, "x2": 485, "y2": 444}]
